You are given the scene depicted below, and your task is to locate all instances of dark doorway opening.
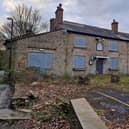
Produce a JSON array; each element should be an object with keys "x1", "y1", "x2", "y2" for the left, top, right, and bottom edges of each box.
[{"x1": 96, "y1": 59, "x2": 104, "y2": 74}]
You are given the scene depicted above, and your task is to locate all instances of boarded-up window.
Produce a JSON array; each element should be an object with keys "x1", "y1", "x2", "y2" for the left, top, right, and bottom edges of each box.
[
  {"x1": 109, "y1": 40, "x2": 118, "y2": 51},
  {"x1": 73, "y1": 55, "x2": 86, "y2": 69},
  {"x1": 28, "y1": 52, "x2": 53, "y2": 69},
  {"x1": 74, "y1": 37, "x2": 86, "y2": 48},
  {"x1": 109, "y1": 57, "x2": 119, "y2": 69}
]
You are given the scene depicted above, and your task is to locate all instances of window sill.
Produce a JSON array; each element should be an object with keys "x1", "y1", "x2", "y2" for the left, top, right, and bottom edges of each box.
[
  {"x1": 73, "y1": 68, "x2": 86, "y2": 71},
  {"x1": 43, "y1": 68, "x2": 53, "y2": 70},
  {"x1": 96, "y1": 49, "x2": 103, "y2": 51},
  {"x1": 108, "y1": 68, "x2": 119, "y2": 71},
  {"x1": 109, "y1": 50, "x2": 118, "y2": 52},
  {"x1": 74, "y1": 46, "x2": 87, "y2": 49}
]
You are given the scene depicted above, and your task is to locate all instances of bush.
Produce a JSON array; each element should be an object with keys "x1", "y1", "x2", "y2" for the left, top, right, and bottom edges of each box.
[
  {"x1": 111, "y1": 74, "x2": 120, "y2": 83},
  {"x1": 78, "y1": 75, "x2": 90, "y2": 85}
]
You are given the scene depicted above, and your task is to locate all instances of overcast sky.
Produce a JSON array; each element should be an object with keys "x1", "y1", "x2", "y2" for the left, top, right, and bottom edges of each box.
[{"x1": 0, "y1": 0, "x2": 129, "y2": 32}]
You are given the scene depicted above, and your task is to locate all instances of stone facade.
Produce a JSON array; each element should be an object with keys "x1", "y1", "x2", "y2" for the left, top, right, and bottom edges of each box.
[
  {"x1": 10, "y1": 30, "x2": 129, "y2": 76},
  {"x1": 5, "y1": 4, "x2": 129, "y2": 76},
  {"x1": 14, "y1": 30, "x2": 67, "y2": 76},
  {"x1": 66, "y1": 33, "x2": 129, "y2": 76}
]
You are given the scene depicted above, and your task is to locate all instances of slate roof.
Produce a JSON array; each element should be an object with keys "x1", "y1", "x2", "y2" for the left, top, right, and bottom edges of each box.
[{"x1": 62, "y1": 21, "x2": 129, "y2": 41}]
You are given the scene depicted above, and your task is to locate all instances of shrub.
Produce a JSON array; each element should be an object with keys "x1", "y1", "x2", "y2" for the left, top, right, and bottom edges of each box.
[{"x1": 111, "y1": 74, "x2": 120, "y2": 83}]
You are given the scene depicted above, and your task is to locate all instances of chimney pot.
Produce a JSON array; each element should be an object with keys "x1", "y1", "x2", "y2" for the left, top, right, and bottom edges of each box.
[
  {"x1": 59, "y1": 3, "x2": 62, "y2": 8},
  {"x1": 113, "y1": 19, "x2": 116, "y2": 22}
]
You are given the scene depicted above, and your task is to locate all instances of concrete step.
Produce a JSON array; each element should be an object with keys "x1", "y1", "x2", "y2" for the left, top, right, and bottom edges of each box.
[
  {"x1": 0, "y1": 109, "x2": 31, "y2": 120},
  {"x1": 71, "y1": 98, "x2": 108, "y2": 129}
]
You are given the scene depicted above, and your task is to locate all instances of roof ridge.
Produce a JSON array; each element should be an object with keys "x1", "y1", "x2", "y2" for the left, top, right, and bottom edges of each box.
[
  {"x1": 63, "y1": 20, "x2": 129, "y2": 41},
  {"x1": 63, "y1": 20, "x2": 111, "y2": 32},
  {"x1": 63, "y1": 20, "x2": 129, "y2": 35}
]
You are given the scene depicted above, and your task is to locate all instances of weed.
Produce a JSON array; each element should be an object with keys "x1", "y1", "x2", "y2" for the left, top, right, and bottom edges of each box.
[{"x1": 33, "y1": 111, "x2": 52, "y2": 122}]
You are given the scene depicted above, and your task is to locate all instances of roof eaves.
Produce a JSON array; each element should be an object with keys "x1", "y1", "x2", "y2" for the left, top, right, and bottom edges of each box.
[{"x1": 67, "y1": 29, "x2": 129, "y2": 42}]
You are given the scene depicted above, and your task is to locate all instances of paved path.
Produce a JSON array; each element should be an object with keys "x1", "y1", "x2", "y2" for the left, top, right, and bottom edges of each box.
[
  {"x1": 0, "y1": 109, "x2": 31, "y2": 120},
  {"x1": 0, "y1": 84, "x2": 11, "y2": 109},
  {"x1": 0, "y1": 84, "x2": 31, "y2": 120},
  {"x1": 71, "y1": 98, "x2": 108, "y2": 129}
]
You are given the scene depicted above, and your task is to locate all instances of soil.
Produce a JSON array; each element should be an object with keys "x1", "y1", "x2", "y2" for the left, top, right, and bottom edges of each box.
[{"x1": 0, "y1": 77, "x2": 129, "y2": 129}]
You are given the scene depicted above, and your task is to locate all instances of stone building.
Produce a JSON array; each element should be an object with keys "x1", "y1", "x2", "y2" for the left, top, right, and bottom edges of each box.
[{"x1": 5, "y1": 4, "x2": 129, "y2": 76}]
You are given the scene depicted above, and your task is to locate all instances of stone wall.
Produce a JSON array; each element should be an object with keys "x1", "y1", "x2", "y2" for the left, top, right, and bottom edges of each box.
[
  {"x1": 12, "y1": 30, "x2": 129, "y2": 76},
  {"x1": 66, "y1": 33, "x2": 129, "y2": 76},
  {"x1": 14, "y1": 30, "x2": 67, "y2": 76}
]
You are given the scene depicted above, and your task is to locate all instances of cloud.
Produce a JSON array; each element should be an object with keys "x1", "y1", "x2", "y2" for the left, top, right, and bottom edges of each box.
[
  {"x1": 1, "y1": 0, "x2": 129, "y2": 32},
  {"x1": 2, "y1": 0, "x2": 17, "y2": 12},
  {"x1": 58, "y1": 0, "x2": 129, "y2": 32}
]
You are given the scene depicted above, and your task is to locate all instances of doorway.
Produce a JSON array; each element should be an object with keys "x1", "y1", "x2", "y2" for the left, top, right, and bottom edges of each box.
[{"x1": 96, "y1": 59, "x2": 104, "y2": 74}]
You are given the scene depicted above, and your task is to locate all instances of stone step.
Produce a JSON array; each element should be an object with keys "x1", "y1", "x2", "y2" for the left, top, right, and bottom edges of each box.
[
  {"x1": 71, "y1": 98, "x2": 108, "y2": 129},
  {"x1": 0, "y1": 109, "x2": 31, "y2": 120}
]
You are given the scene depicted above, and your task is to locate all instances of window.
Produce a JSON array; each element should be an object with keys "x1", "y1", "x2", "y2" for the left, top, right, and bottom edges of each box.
[
  {"x1": 28, "y1": 52, "x2": 53, "y2": 69},
  {"x1": 74, "y1": 37, "x2": 86, "y2": 48},
  {"x1": 109, "y1": 40, "x2": 118, "y2": 51},
  {"x1": 109, "y1": 57, "x2": 119, "y2": 70},
  {"x1": 73, "y1": 55, "x2": 86, "y2": 69},
  {"x1": 96, "y1": 42, "x2": 103, "y2": 51}
]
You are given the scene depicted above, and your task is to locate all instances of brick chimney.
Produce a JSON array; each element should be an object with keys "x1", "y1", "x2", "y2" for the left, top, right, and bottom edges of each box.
[
  {"x1": 55, "y1": 3, "x2": 63, "y2": 26},
  {"x1": 50, "y1": 4, "x2": 63, "y2": 31},
  {"x1": 111, "y1": 19, "x2": 119, "y2": 33}
]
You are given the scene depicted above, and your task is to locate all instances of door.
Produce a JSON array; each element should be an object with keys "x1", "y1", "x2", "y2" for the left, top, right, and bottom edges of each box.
[{"x1": 96, "y1": 59, "x2": 104, "y2": 74}]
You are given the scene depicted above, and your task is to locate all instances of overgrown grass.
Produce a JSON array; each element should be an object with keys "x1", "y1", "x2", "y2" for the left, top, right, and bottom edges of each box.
[{"x1": 89, "y1": 74, "x2": 129, "y2": 92}]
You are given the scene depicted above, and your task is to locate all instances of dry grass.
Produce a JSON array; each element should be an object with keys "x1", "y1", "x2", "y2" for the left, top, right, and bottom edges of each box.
[{"x1": 11, "y1": 74, "x2": 129, "y2": 129}]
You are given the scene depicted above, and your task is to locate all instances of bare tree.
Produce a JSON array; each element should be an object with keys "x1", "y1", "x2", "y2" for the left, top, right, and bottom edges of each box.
[{"x1": 0, "y1": 4, "x2": 47, "y2": 39}]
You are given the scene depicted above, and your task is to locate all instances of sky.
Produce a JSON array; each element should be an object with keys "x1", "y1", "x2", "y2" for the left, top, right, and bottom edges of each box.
[{"x1": 0, "y1": 0, "x2": 129, "y2": 32}]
